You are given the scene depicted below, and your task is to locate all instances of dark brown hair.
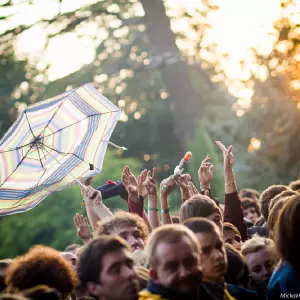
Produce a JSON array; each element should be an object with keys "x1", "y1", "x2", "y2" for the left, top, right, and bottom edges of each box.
[
  {"x1": 259, "y1": 185, "x2": 289, "y2": 221},
  {"x1": 275, "y1": 194, "x2": 300, "y2": 270},
  {"x1": 95, "y1": 211, "x2": 149, "y2": 241},
  {"x1": 223, "y1": 222, "x2": 241, "y2": 239},
  {"x1": 179, "y1": 194, "x2": 221, "y2": 223},
  {"x1": 77, "y1": 235, "x2": 130, "y2": 286},
  {"x1": 288, "y1": 180, "x2": 300, "y2": 192},
  {"x1": 5, "y1": 246, "x2": 77, "y2": 298},
  {"x1": 241, "y1": 198, "x2": 261, "y2": 217},
  {"x1": 268, "y1": 196, "x2": 289, "y2": 234},
  {"x1": 239, "y1": 188, "x2": 260, "y2": 200}
]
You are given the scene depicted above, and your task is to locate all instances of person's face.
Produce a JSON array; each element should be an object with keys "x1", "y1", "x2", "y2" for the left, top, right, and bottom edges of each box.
[
  {"x1": 207, "y1": 212, "x2": 223, "y2": 234},
  {"x1": 195, "y1": 228, "x2": 227, "y2": 284},
  {"x1": 110, "y1": 226, "x2": 144, "y2": 252},
  {"x1": 151, "y1": 236, "x2": 202, "y2": 294},
  {"x1": 223, "y1": 229, "x2": 243, "y2": 251},
  {"x1": 60, "y1": 252, "x2": 77, "y2": 270},
  {"x1": 245, "y1": 248, "x2": 277, "y2": 290},
  {"x1": 88, "y1": 248, "x2": 139, "y2": 300},
  {"x1": 244, "y1": 207, "x2": 259, "y2": 224}
]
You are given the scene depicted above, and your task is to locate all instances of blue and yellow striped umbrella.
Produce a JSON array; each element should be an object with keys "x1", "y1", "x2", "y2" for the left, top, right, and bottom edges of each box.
[{"x1": 0, "y1": 83, "x2": 121, "y2": 216}]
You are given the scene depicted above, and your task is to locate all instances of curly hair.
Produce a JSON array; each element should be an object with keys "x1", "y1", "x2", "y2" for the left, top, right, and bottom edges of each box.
[
  {"x1": 268, "y1": 190, "x2": 298, "y2": 212},
  {"x1": 268, "y1": 196, "x2": 289, "y2": 234},
  {"x1": 239, "y1": 188, "x2": 260, "y2": 201},
  {"x1": 259, "y1": 185, "x2": 289, "y2": 221},
  {"x1": 95, "y1": 211, "x2": 149, "y2": 241},
  {"x1": 223, "y1": 222, "x2": 241, "y2": 239},
  {"x1": 288, "y1": 180, "x2": 300, "y2": 192},
  {"x1": 5, "y1": 245, "x2": 77, "y2": 299}
]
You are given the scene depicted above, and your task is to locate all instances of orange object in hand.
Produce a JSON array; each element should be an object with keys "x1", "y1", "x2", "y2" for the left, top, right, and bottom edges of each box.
[{"x1": 183, "y1": 151, "x2": 192, "y2": 161}]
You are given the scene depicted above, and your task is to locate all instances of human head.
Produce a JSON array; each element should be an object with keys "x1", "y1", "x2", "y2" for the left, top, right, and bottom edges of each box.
[
  {"x1": 64, "y1": 244, "x2": 81, "y2": 255},
  {"x1": 223, "y1": 222, "x2": 243, "y2": 251},
  {"x1": 241, "y1": 198, "x2": 261, "y2": 224},
  {"x1": 239, "y1": 188, "x2": 260, "y2": 202},
  {"x1": 184, "y1": 218, "x2": 227, "y2": 284},
  {"x1": 180, "y1": 194, "x2": 223, "y2": 233},
  {"x1": 259, "y1": 185, "x2": 289, "y2": 221},
  {"x1": 242, "y1": 235, "x2": 278, "y2": 290},
  {"x1": 60, "y1": 252, "x2": 77, "y2": 270},
  {"x1": 0, "y1": 259, "x2": 13, "y2": 293},
  {"x1": 224, "y1": 244, "x2": 247, "y2": 286},
  {"x1": 275, "y1": 194, "x2": 300, "y2": 270},
  {"x1": 5, "y1": 246, "x2": 77, "y2": 298},
  {"x1": 288, "y1": 180, "x2": 300, "y2": 193},
  {"x1": 77, "y1": 235, "x2": 139, "y2": 300},
  {"x1": 267, "y1": 196, "x2": 289, "y2": 237},
  {"x1": 21, "y1": 285, "x2": 61, "y2": 300},
  {"x1": 268, "y1": 190, "x2": 297, "y2": 213},
  {"x1": 95, "y1": 211, "x2": 149, "y2": 252},
  {"x1": 171, "y1": 215, "x2": 180, "y2": 224},
  {"x1": 145, "y1": 224, "x2": 202, "y2": 295}
]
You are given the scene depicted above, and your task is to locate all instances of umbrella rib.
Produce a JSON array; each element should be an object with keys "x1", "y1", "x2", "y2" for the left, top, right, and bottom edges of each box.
[
  {"x1": 0, "y1": 145, "x2": 34, "y2": 188},
  {"x1": 42, "y1": 144, "x2": 101, "y2": 172},
  {"x1": 25, "y1": 111, "x2": 36, "y2": 139},
  {"x1": 0, "y1": 111, "x2": 119, "y2": 154}
]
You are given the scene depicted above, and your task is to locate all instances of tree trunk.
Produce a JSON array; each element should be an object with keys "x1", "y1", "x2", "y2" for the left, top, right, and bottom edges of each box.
[{"x1": 139, "y1": 0, "x2": 201, "y2": 151}]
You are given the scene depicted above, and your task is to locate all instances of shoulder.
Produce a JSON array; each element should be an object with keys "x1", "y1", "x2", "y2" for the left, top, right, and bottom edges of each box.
[
  {"x1": 227, "y1": 284, "x2": 262, "y2": 300},
  {"x1": 138, "y1": 290, "x2": 167, "y2": 300}
]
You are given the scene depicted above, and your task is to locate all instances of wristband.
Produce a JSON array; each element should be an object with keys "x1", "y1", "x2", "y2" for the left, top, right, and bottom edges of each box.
[
  {"x1": 161, "y1": 207, "x2": 170, "y2": 214},
  {"x1": 225, "y1": 181, "x2": 235, "y2": 186},
  {"x1": 148, "y1": 207, "x2": 159, "y2": 211}
]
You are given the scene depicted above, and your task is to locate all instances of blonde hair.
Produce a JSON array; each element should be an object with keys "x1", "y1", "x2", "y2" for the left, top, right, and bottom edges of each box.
[
  {"x1": 145, "y1": 224, "x2": 200, "y2": 268},
  {"x1": 241, "y1": 235, "x2": 277, "y2": 259}
]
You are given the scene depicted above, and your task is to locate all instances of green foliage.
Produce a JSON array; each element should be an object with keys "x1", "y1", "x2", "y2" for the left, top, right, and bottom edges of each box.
[{"x1": 0, "y1": 151, "x2": 141, "y2": 258}]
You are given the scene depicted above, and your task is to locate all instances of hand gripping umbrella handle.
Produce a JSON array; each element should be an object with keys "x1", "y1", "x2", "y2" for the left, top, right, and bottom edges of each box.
[{"x1": 161, "y1": 152, "x2": 192, "y2": 192}]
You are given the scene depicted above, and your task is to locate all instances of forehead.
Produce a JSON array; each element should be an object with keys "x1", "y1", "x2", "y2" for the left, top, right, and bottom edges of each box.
[
  {"x1": 110, "y1": 225, "x2": 139, "y2": 236},
  {"x1": 102, "y1": 248, "x2": 132, "y2": 269},
  {"x1": 155, "y1": 236, "x2": 197, "y2": 263},
  {"x1": 245, "y1": 248, "x2": 274, "y2": 266},
  {"x1": 195, "y1": 229, "x2": 222, "y2": 247}
]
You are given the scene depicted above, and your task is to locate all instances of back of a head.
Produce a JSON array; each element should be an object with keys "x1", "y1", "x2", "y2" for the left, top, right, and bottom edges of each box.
[
  {"x1": 223, "y1": 222, "x2": 241, "y2": 239},
  {"x1": 145, "y1": 224, "x2": 199, "y2": 268},
  {"x1": 77, "y1": 235, "x2": 130, "y2": 288},
  {"x1": 275, "y1": 194, "x2": 300, "y2": 270},
  {"x1": 179, "y1": 195, "x2": 220, "y2": 223},
  {"x1": 239, "y1": 188, "x2": 260, "y2": 201},
  {"x1": 95, "y1": 211, "x2": 149, "y2": 241},
  {"x1": 5, "y1": 245, "x2": 77, "y2": 298},
  {"x1": 268, "y1": 196, "x2": 290, "y2": 234},
  {"x1": 224, "y1": 244, "x2": 246, "y2": 285},
  {"x1": 22, "y1": 285, "x2": 61, "y2": 300},
  {"x1": 259, "y1": 185, "x2": 289, "y2": 221},
  {"x1": 288, "y1": 180, "x2": 300, "y2": 192},
  {"x1": 183, "y1": 217, "x2": 217, "y2": 234},
  {"x1": 268, "y1": 190, "x2": 297, "y2": 212},
  {"x1": 64, "y1": 244, "x2": 81, "y2": 254}
]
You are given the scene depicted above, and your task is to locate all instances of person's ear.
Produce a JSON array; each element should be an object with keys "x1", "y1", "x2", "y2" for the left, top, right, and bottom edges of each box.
[{"x1": 87, "y1": 282, "x2": 101, "y2": 296}]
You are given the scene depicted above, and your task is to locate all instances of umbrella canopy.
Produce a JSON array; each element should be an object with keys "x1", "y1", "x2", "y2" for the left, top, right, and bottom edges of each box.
[{"x1": 0, "y1": 83, "x2": 121, "y2": 216}]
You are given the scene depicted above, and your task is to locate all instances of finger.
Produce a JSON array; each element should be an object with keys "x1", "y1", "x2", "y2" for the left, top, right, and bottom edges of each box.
[
  {"x1": 137, "y1": 175, "x2": 141, "y2": 185},
  {"x1": 84, "y1": 217, "x2": 89, "y2": 225},
  {"x1": 215, "y1": 141, "x2": 227, "y2": 154},
  {"x1": 142, "y1": 169, "x2": 147, "y2": 181},
  {"x1": 190, "y1": 182, "x2": 199, "y2": 194},
  {"x1": 152, "y1": 167, "x2": 157, "y2": 183},
  {"x1": 73, "y1": 216, "x2": 78, "y2": 227},
  {"x1": 74, "y1": 214, "x2": 79, "y2": 227},
  {"x1": 209, "y1": 164, "x2": 214, "y2": 173},
  {"x1": 202, "y1": 156, "x2": 211, "y2": 163}
]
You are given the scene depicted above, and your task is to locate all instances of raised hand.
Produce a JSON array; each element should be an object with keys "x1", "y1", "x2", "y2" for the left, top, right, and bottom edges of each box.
[
  {"x1": 122, "y1": 166, "x2": 139, "y2": 203},
  {"x1": 187, "y1": 181, "x2": 199, "y2": 197},
  {"x1": 160, "y1": 175, "x2": 176, "y2": 198},
  {"x1": 144, "y1": 168, "x2": 157, "y2": 195},
  {"x1": 73, "y1": 213, "x2": 91, "y2": 243},
  {"x1": 177, "y1": 173, "x2": 192, "y2": 201},
  {"x1": 216, "y1": 141, "x2": 235, "y2": 168},
  {"x1": 80, "y1": 185, "x2": 102, "y2": 207},
  {"x1": 137, "y1": 169, "x2": 149, "y2": 199},
  {"x1": 198, "y1": 155, "x2": 214, "y2": 190}
]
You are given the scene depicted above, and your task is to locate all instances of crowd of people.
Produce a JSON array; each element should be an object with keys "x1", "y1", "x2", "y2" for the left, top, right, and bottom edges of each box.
[{"x1": 1, "y1": 141, "x2": 300, "y2": 300}]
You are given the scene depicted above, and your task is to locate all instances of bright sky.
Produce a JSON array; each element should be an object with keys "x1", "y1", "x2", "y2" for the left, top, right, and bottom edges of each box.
[{"x1": 1, "y1": 0, "x2": 282, "y2": 98}]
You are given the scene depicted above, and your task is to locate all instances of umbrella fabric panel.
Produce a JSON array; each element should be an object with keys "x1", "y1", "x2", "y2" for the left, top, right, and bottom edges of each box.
[{"x1": 0, "y1": 83, "x2": 121, "y2": 216}]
